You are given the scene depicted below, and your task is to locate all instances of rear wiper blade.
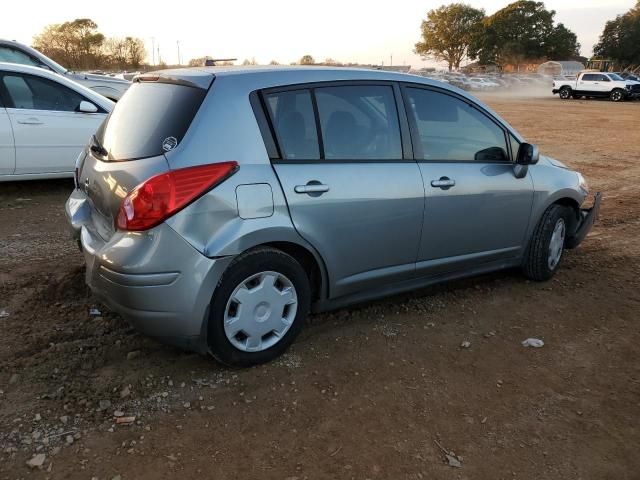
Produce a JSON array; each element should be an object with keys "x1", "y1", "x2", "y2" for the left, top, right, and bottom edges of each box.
[{"x1": 90, "y1": 134, "x2": 108, "y2": 157}]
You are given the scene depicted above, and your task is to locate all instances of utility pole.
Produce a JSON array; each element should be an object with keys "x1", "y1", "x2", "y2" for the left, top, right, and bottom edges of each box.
[
  {"x1": 390, "y1": 54, "x2": 393, "y2": 66},
  {"x1": 176, "y1": 40, "x2": 181, "y2": 65},
  {"x1": 151, "y1": 37, "x2": 155, "y2": 65}
]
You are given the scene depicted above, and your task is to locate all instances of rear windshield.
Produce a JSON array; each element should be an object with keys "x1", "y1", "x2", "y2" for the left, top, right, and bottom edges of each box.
[{"x1": 95, "y1": 81, "x2": 206, "y2": 161}]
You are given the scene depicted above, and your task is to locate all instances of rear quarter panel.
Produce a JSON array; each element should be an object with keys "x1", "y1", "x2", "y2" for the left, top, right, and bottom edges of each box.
[{"x1": 163, "y1": 76, "x2": 325, "y2": 275}]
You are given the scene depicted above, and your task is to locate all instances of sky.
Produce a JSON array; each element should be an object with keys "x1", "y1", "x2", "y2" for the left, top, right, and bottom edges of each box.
[{"x1": 2, "y1": 0, "x2": 636, "y2": 68}]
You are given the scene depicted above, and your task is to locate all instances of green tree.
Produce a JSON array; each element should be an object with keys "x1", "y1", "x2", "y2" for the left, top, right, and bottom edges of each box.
[
  {"x1": 546, "y1": 23, "x2": 581, "y2": 60},
  {"x1": 470, "y1": 1, "x2": 580, "y2": 67},
  {"x1": 299, "y1": 54, "x2": 315, "y2": 65},
  {"x1": 415, "y1": 3, "x2": 485, "y2": 71},
  {"x1": 594, "y1": 1, "x2": 640, "y2": 68}
]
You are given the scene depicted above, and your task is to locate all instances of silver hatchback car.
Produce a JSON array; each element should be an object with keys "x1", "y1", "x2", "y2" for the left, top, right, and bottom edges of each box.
[{"x1": 66, "y1": 67, "x2": 600, "y2": 366}]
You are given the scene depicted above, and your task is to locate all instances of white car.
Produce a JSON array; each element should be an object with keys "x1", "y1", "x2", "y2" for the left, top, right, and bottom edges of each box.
[
  {"x1": 0, "y1": 40, "x2": 131, "y2": 101},
  {"x1": 468, "y1": 77, "x2": 499, "y2": 90},
  {"x1": 0, "y1": 62, "x2": 114, "y2": 181}
]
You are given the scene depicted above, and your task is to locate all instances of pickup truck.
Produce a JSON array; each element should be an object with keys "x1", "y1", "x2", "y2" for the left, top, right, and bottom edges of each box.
[{"x1": 552, "y1": 72, "x2": 640, "y2": 102}]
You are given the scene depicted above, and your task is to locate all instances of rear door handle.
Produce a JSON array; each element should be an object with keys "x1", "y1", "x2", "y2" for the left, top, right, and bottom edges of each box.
[
  {"x1": 17, "y1": 117, "x2": 43, "y2": 125},
  {"x1": 294, "y1": 183, "x2": 330, "y2": 195},
  {"x1": 430, "y1": 177, "x2": 455, "y2": 189}
]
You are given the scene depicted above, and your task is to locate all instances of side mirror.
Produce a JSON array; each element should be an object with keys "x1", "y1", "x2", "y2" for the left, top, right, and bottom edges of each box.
[
  {"x1": 516, "y1": 143, "x2": 539, "y2": 165},
  {"x1": 78, "y1": 101, "x2": 98, "y2": 113}
]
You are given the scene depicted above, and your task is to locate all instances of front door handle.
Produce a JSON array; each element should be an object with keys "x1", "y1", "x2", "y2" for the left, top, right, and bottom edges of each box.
[
  {"x1": 294, "y1": 182, "x2": 330, "y2": 195},
  {"x1": 17, "y1": 117, "x2": 43, "y2": 125},
  {"x1": 430, "y1": 177, "x2": 455, "y2": 189}
]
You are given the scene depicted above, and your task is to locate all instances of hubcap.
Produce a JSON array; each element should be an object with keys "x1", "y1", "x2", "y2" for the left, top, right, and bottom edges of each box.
[
  {"x1": 224, "y1": 271, "x2": 298, "y2": 352},
  {"x1": 560, "y1": 89, "x2": 570, "y2": 99},
  {"x1": 548, "y1": 218, "x2": 566, "y2": 270},
  {"x1": 612, "y1": 91, "x2": 621, "y2": 101}
]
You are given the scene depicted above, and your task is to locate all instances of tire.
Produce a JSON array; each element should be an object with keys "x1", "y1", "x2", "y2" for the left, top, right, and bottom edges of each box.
[
  {"x1": 572, "y1": 94, "x2": 583, "y2": 99},
  {"x1": 559, "y1": 87, "x2": 572, "y2": 99},
  {"x1": 522, "y1": 204, "x2": 571, "y2": 281},
  {"x1": 610, "y1": 89, "x2": 625, "y2": 102},
  {"x1": 207, "y1": 247, "x2": 311, "y2": 367}
]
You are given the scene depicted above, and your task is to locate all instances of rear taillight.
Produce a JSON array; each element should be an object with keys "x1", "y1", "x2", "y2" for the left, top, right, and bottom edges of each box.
[{"x1": 116, "y1": 162, "x2": 238, "y2": 231}]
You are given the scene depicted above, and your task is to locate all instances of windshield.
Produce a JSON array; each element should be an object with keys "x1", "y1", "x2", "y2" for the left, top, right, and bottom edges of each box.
[
  {"x1": 607, "y1": 73, "x2": 624, "y2": 81},
  {"x1": 94, "y1": 81, "x2": 207, "y2": 161}
]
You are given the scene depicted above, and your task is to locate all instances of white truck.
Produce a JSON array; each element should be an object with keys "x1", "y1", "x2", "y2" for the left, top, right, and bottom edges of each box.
[{"x1": 552, "y1": 71, "x2": 640, "y2": 102}]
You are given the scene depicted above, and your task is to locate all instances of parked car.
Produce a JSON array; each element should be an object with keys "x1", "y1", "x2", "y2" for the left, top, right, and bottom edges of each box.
[
  {"x1": 553, "y1": 71, "x2": 640, "y2": 101},
  {"x1": 66, "y1": 67, "x2": 600, "y2": 366},
  {"x1": 468, "y1": 77, "x2": 499, "y2": 90},
  {"x1": 0, "y1": 39, "x2": 130, "y2": 101},
  {"x1": 0, "y1": 62, "x2": 113, "y2": 181},
  {"x1": 617, "y1": 71, "x2": 640, "y2": 82}
]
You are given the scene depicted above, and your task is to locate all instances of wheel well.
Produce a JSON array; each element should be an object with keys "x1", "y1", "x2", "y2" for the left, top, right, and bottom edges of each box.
[
  {"x1": 553, "y1": 198, "x2": 580, "y2": 236},
  {"x1": 262, "y1": 241, "x2": 324, "y2": 302}
]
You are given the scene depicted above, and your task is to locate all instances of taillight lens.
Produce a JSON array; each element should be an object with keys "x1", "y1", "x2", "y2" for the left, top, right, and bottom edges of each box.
[{"x1": 116, "y1": 162, "x2": 238, "y2": 231}]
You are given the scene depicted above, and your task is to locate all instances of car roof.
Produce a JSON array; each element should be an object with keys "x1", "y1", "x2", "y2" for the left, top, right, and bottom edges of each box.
[
  {"x1": 143, "y1": 65, "x2": 466, "y2": 94},
  {"x1": 0, "y1": 39, "x2": 67, "y2": 74},
  {"x1": 0, "y1": 61, "x2": 114, "y2": 111}
]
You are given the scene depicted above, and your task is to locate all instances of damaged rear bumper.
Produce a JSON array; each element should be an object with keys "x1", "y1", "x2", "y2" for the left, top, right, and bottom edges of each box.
[{"x1": 566, "y1": 192, "x2": 602, "y2": 249}]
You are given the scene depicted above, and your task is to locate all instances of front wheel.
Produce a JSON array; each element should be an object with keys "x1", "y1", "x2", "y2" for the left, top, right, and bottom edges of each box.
[
  {"x1": 610, "y1": 89, "x2": 625, "y2": 102},
  {"x1": 523, "y1": 204, "x2": 571, "y2": 281},
  {"x1": 207, "y1": 247, "x2": 311, "y2": 367},
  {"x1": 559, "y1": 87, "x2": 572, "y2": 99}
]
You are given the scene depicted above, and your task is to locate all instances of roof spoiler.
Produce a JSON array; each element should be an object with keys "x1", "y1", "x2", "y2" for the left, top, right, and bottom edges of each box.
[{"x1": 133, "y1": 71, "x2": 215, "y2": 90}]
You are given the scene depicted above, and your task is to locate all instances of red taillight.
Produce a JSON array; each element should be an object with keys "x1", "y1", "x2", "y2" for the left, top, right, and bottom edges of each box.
[{"x1": 116, "y1": 162, "x2": 238, "y2": 231}]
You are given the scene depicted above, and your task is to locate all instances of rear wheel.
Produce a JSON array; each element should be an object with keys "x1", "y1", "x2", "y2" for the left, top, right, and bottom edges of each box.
[
  {"x1": 523, "y1": 204, "x2": 571, "y2": 281},
  {"x1": 610, "y1": 89, "x2": 625, "y2": 102},
  {"x1": 207, "y1": 247, "x2": 310, "y2": 367},
  {"x1": 559, "y1": 87, "x2": 572, "y2": 99}
]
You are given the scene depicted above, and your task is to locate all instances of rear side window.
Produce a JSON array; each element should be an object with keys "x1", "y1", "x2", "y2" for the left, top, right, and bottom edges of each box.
[
  {"x1": 2, "y1": 74, "x2": 85, "y2": 112},
  {"x1": 315, "y1": 85, "x2": 402, "y2": 160},
  {"x1": 264, "y1": 89, "x2": 319, "y2": 160},
  {"x1": 0, "y1": 47, "x2": 40, "y2": 66},
  {"x1": 96, "y1": 81, "x2": 206, "y2": 161},
  {"x1": 404, "y1": 88, "x2": 508, "y2": 162},
  {"x1": 581, "y1": 74, "x2": 598, "y2": 81}
]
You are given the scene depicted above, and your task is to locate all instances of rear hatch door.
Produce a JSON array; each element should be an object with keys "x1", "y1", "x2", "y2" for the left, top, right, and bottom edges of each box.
[{"x1": 76, "y1": 73, "x2": 212, "y2": 241}]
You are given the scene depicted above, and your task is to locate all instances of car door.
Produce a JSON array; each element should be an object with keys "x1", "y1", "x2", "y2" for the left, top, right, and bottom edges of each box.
[
  {"x1": 578, "y1": 73, "x2": 607, "y2": 95},
  {"x1": 401, "y1": 85, "x2": 534, "y2": 277},
  {"x1": 264, "y1": 83, "x2": 424, "y2": 298},
  {"x1": 0, "y1": 72, "x2": 106, "y2": 174},
  {"x1": 0, "y1": 100, "x2": 15, "y2": 175}
]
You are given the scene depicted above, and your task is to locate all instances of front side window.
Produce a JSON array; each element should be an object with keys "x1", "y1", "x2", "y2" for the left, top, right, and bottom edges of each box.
[
  {"x1": 314, "y1": 85, "x2": 402, "y2": 160},
  {"x1": 404, "y1": 88, "x2": 508, "y2": 162},
  {"x1": 0, "y1": 47, "x2": 40, "y2": 66},
  {"x1": 264, "y1": 89, "x2": 319, "y2": 160},
  {"x1": 2, "y1": 74, "x2": 84, "y2": 111}
]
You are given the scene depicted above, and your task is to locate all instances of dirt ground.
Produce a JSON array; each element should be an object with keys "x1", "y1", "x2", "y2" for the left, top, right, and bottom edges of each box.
[{"x1": 1, "y1": 95, "x2": 639, "y2": 480}]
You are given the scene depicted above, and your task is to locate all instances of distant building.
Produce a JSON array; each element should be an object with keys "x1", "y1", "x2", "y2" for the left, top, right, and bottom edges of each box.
[
  {"x1": 462, "y1": 62, "x2": 500, "y2": 73},
  {"x1": 502, "y1": 59, "x2": 547, "y2": 73},
  {"x1": 537, "y1": 60, "x2": 585, "y2": 76}
]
